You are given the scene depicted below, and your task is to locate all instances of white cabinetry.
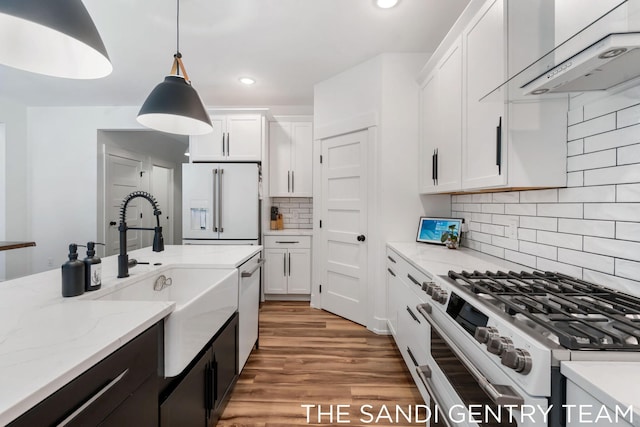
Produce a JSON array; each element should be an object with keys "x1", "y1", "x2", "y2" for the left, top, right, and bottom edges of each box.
[
  {"x1": 269, "y1": 118, "x2": 313, "y2": 197},
  {"x1": 264, "y1": 235, "x2": 311, "y2": 295},
  {"x1": 419, "y1": 37, "x2": 463, "y2": 193},
  {"x1": 190, "y1": 114, "x2": 262, "y2": 162}
]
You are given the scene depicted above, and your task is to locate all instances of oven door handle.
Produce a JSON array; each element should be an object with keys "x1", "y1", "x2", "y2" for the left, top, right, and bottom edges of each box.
[
  {"x1": 415, "y1": 365, "x2": 453, "y2": 427},
  {"x1": 416, "y1": 303, "x2": 525, "y2": 406}
]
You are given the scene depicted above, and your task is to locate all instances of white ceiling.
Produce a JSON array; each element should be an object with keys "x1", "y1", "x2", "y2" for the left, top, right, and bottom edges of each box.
[{"x1": 0, "y1": 0, "x2": 470, "y2": 107}]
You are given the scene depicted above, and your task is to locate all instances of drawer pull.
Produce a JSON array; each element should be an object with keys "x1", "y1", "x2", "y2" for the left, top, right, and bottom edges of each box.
[
  {"x1": 387, "y1": 268, "x2": 396, "y2": 277},
  {"x1": 241, "y1": 258, "x2": 265, "y2": 277},
  {"x1": 57, "y1": 369, "x2": 129, "y2": 426},
  {"x1": 406, "y1": 306, "x2": 420, "y2": 324},
  {"x1": 407, "y1": 274, "x2": 420, "y2": 286},
  {"x1": 406, "y1": 346, "x2": 419, "y2": 367},
  {"x1": 275, "y1": 241, "x2": 300, "y2": 244},
  {"x1": 387, "y1": 255, "x2": 396, "y2": 263}
]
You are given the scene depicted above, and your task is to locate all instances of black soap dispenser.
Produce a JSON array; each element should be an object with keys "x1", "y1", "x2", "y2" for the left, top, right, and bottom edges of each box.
[
  {"x1": 62, "y1": 244, "x2": 85, "y2": 297},
  {"x1": 83, "y1": 242, "x2": 104, "y2": 291}
]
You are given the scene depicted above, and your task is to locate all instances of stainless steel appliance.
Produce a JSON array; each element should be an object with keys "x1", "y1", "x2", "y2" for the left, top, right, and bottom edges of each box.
[
  {"x1": 182, "y1": 163, "x2": 260, "y2": 245},
  {"x1": 412, "y1": 269, "x2": 640, "y2": 426}
]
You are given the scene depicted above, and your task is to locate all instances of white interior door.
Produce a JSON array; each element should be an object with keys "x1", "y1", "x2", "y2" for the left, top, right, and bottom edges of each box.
[
  {"x1": 151, "y1": 165, "x2": 174, "y2": 245},
  {"x1": 320, "y1": 130, "x2": 368, "y2": 326},
  {"x1": 106, "y1": 153, "x2": 144, "y2": 256}
]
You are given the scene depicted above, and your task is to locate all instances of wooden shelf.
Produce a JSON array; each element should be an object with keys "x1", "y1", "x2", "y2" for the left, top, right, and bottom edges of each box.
[{"x1": 0, "y1": 241, "x2": 36, "y2": 251}]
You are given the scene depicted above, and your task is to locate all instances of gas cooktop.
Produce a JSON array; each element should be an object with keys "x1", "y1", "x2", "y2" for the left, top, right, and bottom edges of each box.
[{"x1": 447, "y1": 270, "x2": 640, "y2": 351}]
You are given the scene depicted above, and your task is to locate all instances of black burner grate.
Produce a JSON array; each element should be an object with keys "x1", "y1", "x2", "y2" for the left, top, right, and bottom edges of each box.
[{"x1": 448, "y1": 270, "x2": 640, "y2": 351}]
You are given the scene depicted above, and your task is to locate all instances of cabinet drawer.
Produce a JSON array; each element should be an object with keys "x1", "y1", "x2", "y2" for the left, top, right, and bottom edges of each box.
[
  {"x1": 10, "y1": 323, "x2": 160, "y2": 427},
  {"x1": 387, "y1": 248, "x2": 432, "y2": 299},
  {"x1": 264, "y1": 235, "x2": 311, "y2": 249}
]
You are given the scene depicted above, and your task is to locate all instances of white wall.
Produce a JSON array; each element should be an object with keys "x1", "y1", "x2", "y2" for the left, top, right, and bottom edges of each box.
[
  {"x1": 456, "y1": 84, "x2": 640, "y2": 296},
  {"x1": 0, "y1": 97, "x2": 30, "y2": 280}
]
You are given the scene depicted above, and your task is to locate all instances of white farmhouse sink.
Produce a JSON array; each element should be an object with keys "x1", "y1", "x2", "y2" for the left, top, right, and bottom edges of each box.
[{"x1": 96, "y1": 266, "x2": 238, "y2": 377}]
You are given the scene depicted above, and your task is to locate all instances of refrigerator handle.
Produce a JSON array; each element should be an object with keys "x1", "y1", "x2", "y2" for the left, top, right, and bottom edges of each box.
[
  {"x1": 218, "y1": 168, "x2": 224, "y2": 233},
  {"x1": 212, "y1": 169, "x2": 218, "y2": 232}
]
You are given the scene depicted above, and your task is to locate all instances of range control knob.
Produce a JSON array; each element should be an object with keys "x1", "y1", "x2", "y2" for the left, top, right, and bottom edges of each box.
[
  {"x1": 422, "y1": 281, "x2": 436, "y2": 295},
  {"x1": 474, "y1": 326, "x2": 499, "y2": 344},
  {"x1": 431, "y1": 287, "x2": 448, "y2": 304},
  {"x1": 487, "y1": 336, "x2": 514, "y2": 356},
  {"x1": 501, "y1": 348, "x2": 533, "y2": 375}
]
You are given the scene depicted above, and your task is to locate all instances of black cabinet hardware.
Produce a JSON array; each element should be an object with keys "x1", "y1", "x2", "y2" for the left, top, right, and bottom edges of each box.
[
  {"x1": 407, "y1": 274, "x2": 420, "y2": 286},
  {"x1": 407, "y1": 347, "x2": 419, "y2": 367},
  {"x1": 496, "y1": 116, "x2": 502, "y2": 175},
  {"x1": 357, "y1": 234, "x2": 366, "y2": 242},
  {"x1": 387, "y1": 268, "x2": 396, "y2": 277},
  {"x1": 406, "y1": 306, "x2": 421, "y2": 324}
]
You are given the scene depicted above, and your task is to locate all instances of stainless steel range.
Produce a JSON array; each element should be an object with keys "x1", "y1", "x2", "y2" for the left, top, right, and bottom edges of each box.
[{"x1": 414, "y1": 268, "x2": 640, "y2": 426}]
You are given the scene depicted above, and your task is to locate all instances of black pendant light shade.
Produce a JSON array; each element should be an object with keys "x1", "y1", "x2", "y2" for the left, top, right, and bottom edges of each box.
[
  {"x1": 0, "y1": 0, "x2": 112, "y2": 79},
  {"x1": 137, "y1": 74, "x2": 212, "y2": 136}
]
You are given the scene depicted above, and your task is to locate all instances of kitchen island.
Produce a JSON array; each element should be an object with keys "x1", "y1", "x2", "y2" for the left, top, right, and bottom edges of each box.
[{"x1": 0, "y1": 244, "x2": 261, "y2": 425}]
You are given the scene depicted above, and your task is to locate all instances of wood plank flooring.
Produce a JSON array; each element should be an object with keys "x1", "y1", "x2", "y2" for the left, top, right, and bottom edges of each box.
[{"x1": 217, "y1": 301, "x2": 425, "y2": 427}]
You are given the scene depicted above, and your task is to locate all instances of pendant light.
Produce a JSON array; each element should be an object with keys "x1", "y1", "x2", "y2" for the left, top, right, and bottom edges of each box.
[
  {"x1": 0, "y1": 0, "x2": 112, "y2": 79},
  {"x1": 137, "y1": 0, "x2": 212, "y2": 136}
]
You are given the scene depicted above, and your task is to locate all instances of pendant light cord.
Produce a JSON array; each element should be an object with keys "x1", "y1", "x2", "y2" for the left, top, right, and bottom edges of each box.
[
  {"x1": 170, "y1": 0, "x2": 191, "y2": 82},
  {"x1": 176, "y1": 0, "x2": 180, "y2": 56}
]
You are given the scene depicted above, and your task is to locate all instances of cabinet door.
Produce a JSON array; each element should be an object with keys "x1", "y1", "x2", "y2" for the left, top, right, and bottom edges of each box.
[
  {"x1": 462, "y1": 0, "x2": 507, "y2": 190},
  {"x1": 190, "y1": 115, "x2": 226, "y2": 162},
  {"x1": 290, "y1": 122, "x2": 313, "y2": 197},
  {"x1": 100, "y1": 376, "x2": 157, "y2": 427},
  {"x1": 268, "y1": 121, "x2": 293, "y2": 197},
  {"x1": 386, "y1": 265, "x2": 401, "y2": 337},
  {"x1": 226, "y1": 114, "x2": 262, "y2": 161},
  {"x1": 434, "y1": 38, "x2": 463, "y2": 193},
  {"x1": 287, "y1": 248, "x2": 311, "y2": 294},
  {"x1": 418, "y1": 72, "x2": 438, "y2": 194},
  {"x1": 160, "y1": 350, "x2": 210, "y2": 427},
  {"x1": 264, "y1": 248, "x2": 287, "y2": 294},
  {"x1": 211, "y1": 314, "x2": 238, "y2": 416}
]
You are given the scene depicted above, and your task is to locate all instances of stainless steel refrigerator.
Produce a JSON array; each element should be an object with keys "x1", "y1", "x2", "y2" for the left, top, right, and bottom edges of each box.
[{"x1": 182, "y1": 163, "x2": 260, "y2": 245}]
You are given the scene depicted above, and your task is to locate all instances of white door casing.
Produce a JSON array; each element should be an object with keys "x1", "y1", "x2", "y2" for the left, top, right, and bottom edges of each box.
[{"x1": 320, "y1": 130, "x2": 368, "y2": 326}]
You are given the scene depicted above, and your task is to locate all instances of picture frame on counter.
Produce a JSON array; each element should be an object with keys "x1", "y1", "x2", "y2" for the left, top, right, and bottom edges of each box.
[{"x1": 416, "y1": 217, "x2": 463, "y2": 246}]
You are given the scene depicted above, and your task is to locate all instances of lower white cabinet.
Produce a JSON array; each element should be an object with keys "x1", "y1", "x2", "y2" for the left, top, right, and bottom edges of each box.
[{"x1": 264, "y1": 235, "x2": 311, "y2": 295}]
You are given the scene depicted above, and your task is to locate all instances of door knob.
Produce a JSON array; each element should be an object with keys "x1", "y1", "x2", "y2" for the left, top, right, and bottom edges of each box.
[
  {"x1": 109, "y1": 221, "x2": 117, "y2": 226},
  {"x1": 357, "y1": 234, "x2": 366, "y2": 242}
]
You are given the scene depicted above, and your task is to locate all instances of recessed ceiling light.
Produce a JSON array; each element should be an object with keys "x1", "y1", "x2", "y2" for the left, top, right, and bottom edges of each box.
[
  {"x1": 239, "y1": 77, "x2": 256, "y2": 85},
  {"x1": 376, "y1": 0, "x2": 399, "y2": 9}
]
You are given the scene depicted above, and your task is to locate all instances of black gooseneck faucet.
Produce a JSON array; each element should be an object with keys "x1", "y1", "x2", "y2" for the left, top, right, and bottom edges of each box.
[{"x1": 118, "y1": 191, "x2": 164, "y2": 278}]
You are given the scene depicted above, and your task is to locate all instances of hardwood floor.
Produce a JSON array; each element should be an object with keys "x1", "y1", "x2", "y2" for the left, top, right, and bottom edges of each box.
[{"x1": 217, "y1": 301, "x2": 425, "y2": 427}]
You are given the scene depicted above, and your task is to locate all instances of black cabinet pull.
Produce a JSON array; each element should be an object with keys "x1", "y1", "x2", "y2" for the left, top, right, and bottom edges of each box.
[
  {"x1": 407, "y1": 346, "x2": 419, "y2": 367},
  {"x1": 407, "y1": 274, "x2": 420, "y2": 286},
  {"x1": 406, "y1": 306, "x2": 421, "y2": 324},
  {"x1": 387, "y1": 255, "x2": 396, "y2": 263},
  {"x1": 288, "y1": 253, "x2": 291, "y2": 276},
  {"x1": 435, "y1": 148, "x2": 438, "y2": 184},
  {"x1": 432, "y1": 150, "x2": 436, "y2": 185},
  {"x1": 387, "y1": 268, "x2": 396, "y2": 277},
  {"x1": 496, "y1": 116, "x2": 502, "y2": 175}
]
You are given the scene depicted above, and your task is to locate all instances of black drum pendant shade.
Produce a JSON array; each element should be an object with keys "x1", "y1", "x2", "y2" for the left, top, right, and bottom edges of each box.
[
  {"x1": 0, "y1": 0, "x2": 112, "y2": 79},
  {"x1": 136, "y1": 0, "x2": 212, "y2": 136},
  {"x1": 137, "y1": 74, "x2": 212, "y2": 135}
]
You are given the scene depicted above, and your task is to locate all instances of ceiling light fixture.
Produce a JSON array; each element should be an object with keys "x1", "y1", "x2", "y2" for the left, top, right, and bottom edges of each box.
[
  {"x1": 239, "y1": 77, "x2": 256, "y2": 85},
  {"x1": 0, "y1": 0, "x2": 112, "y2": 79},
  {"x1": 376, "y1": 0, "x2": 399, "y2": 9},
  {"x1": 137, "y1": 0, "x2": 212, "y2": 136}
]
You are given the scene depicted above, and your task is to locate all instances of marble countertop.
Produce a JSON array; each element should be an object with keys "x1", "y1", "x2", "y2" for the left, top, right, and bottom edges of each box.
[
  {"x1": 263, "y1": 229, "x2": 313, "y2": 236},
  {"x1": 562, "y1": 361, "x2": 640, "y2": 420},
  {"x1": 0, "y1": 244, "x2": 261, "y2": 425}
]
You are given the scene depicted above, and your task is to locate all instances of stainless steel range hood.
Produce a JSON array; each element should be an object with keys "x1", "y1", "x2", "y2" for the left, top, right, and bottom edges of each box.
[{"x1": 521, "y1": 32, "x2": 640, "y2": 95}]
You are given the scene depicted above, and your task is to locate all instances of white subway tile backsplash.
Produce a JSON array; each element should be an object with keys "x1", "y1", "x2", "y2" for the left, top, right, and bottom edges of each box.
[
  {"x1": 616, "y1": 222, "x2": 640, "y2": 242},
  {"x1": 567, "y1": 107, "x2": 584, "y2": 126},
  {"x1": 520, "y1": 216, "x2": 558, "y2": 231},
  {"x1": 537, "y1": 258, "x2": 583, "y2": 278},
  {"x1": 537, "y1": 203, "x2": 583, "y2": 218},
  {"x1": 567, "y1": 139, "x2": 584, "y2": 156},
  {"x1": 492, "y1": 192, "x2": 519, "y2": 203},
  {"x1": 472, "y1": 193, "x2": 493, "y2": 203},
  {"x1": 615, "y1": 258, "x2": 640, "y2": 281},
  {"x1": 616, "y1": 183, "x2": 640, "y2": 202},
  {"x1": 519, "y1": 189, "x2": 558, "y2": 203},
  {"x1": 537, "y1": 231, "x2": 583, "y2": 250},
  {"x1": 584, "y1": 164, "x2": 640, "y2": 186},
  {"x1": 584, "y1": 203, "x2": 640, "y2": 221},
  {"x1": 481, "y1": 223, "x2": 504, "y2": 236},
  {"x1": 584, "y1": 123, "x2": 640, "y2": 152},
  {"x1": 618, "y1": 143, "x2": 640, "y2": 166},
  {"x1": 457, "y1": 194, "x2": 473, "y2": 203},
  {"x1": 617, "y1": 103, "x2": 640, "y2": 128},
  {"x1": 504, "y1": 250, "x2": 536, "y2": 268},
  {"x1": 558, "y1": 186, "x2": 615, "y2": 203},
  {"x1": 270, "y1": 197, "x2": 313, "y2": 229},
  {"x1": 517, "y1": 228, "x2": 537, "y2": 242},
  {"x1": 480, "y1": 243, "x2": 504, "y2": 259},
  {"x1": 465, "y1": 239, "x2": 482, "y2": 251},
  {"x1": 567, "y1": 149, "x2": 616, "y2": 172},
  {"x1": 452, "y1": 203, "x2": 464, "y2": 211},
  {"x1": 492, "y1": 214, "x2": 519, "y2": 226},
  {"x1": 520, "y1": 241, "x2": 557, "y2": 260},
  {"x1": 471, "y1": 213, "x2": 492, "y2": 223},
  {"x1": 584, "y1": 236, "x2": 640, "y2": 262},
  {"x1": 492, "y1": 235, "x2": 519, "y2": 251},
  {"x1": 468, "y1": 231, "x2": 492, "y2": 244},
  {"x1": 566, "y1": 172, "x2": 584, "y2": 187},
  {"x1": 583, "y1": 269, "x2": 640, "y2": 295},
  {"x1": 505, "y1": 203, "x2": 537, "y2": 216},
  {"x1": 567, "y1": 113, "x2": 615, "y2": 141},
  {"x1": 464, "y1": 203, "x2": 482, "y2": 212},
  {"x1": 558, "y1": 218, "x2": 615, "y2": 238},
  {"x1": 557, "y1": 248, "x2": 613, "y2": 274},
  {"x1": 469, "y1": 221, "x2": 482, "y2": 232},
  {"x1": 482, "y1": 204, "x2": 504, "y2": 214},
  {"x1": 584, "y1": 91, "x2": 639, "y2": 120}
]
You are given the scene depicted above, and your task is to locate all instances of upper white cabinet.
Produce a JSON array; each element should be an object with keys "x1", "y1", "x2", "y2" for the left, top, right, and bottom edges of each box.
[
  {"x1": 419, "y1": 0, "x2": 568, "y2": 194},
  {"x1": 419, "y1": 37, "x2": 463, "y2": 193},
  {"x1": 190, "y1": 114, "x2": 263, "y2": 162},
  {"x1": 269, "y1": 118, "x2": 313, "y2": 197}
]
